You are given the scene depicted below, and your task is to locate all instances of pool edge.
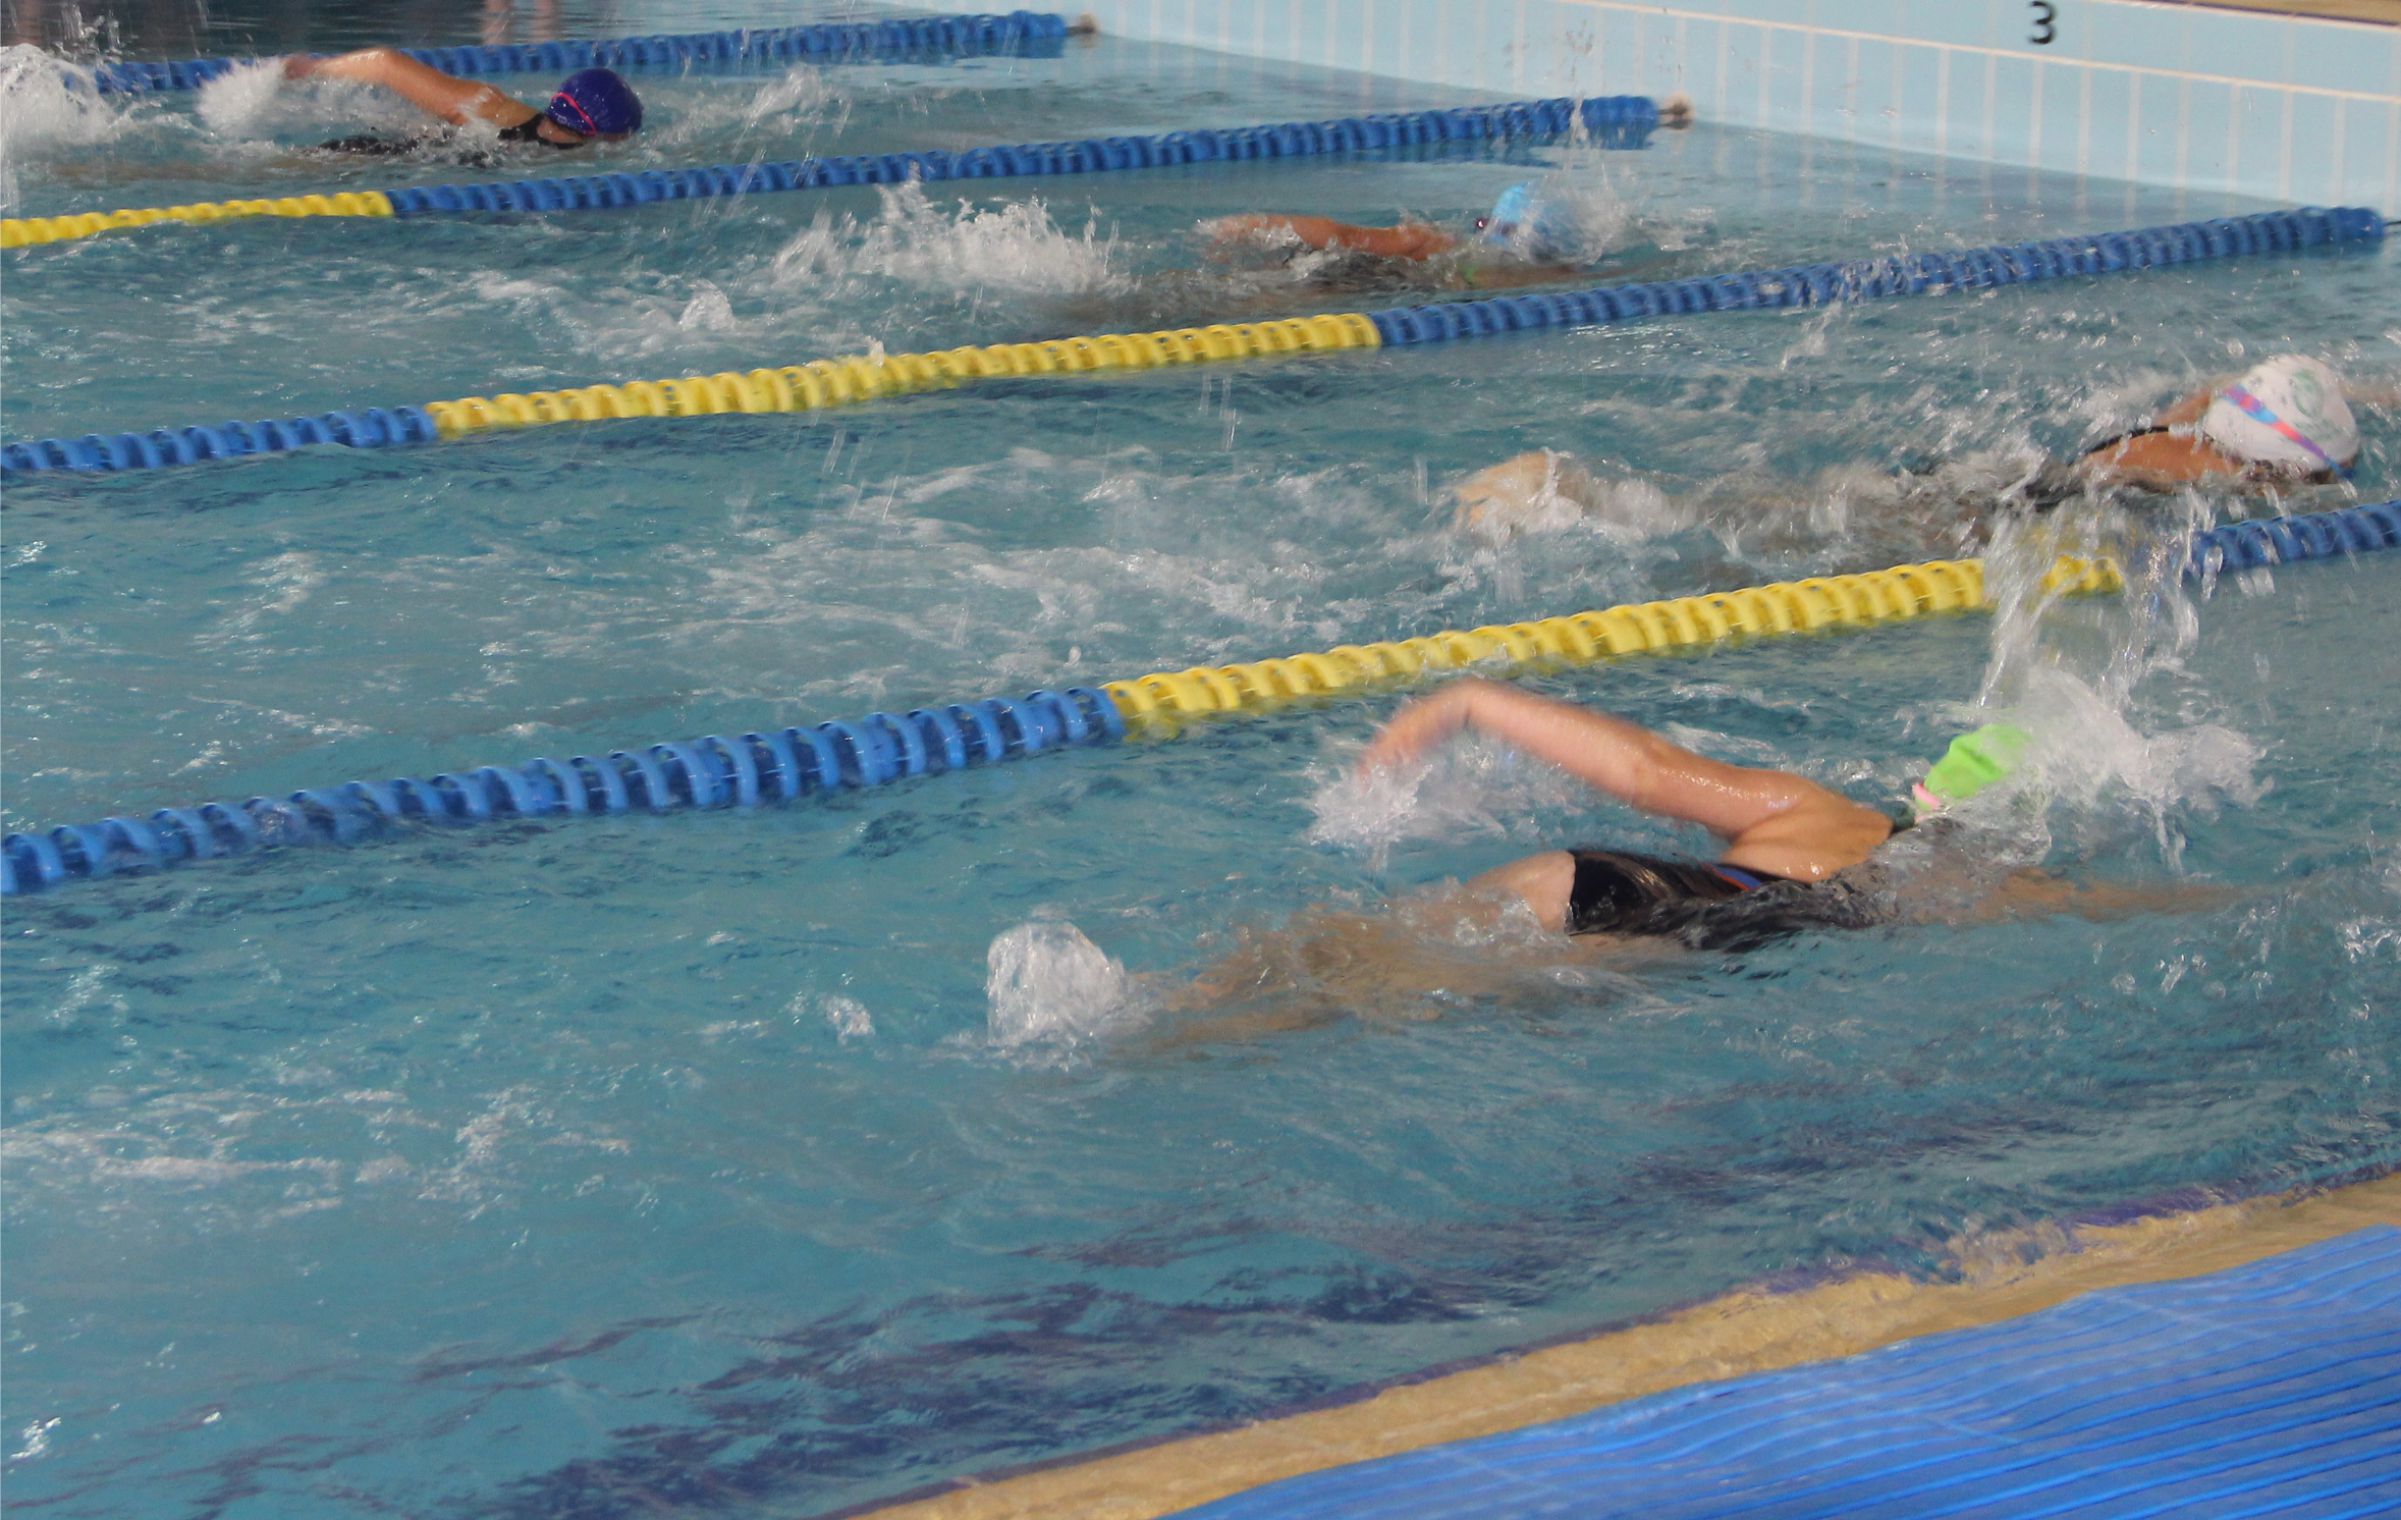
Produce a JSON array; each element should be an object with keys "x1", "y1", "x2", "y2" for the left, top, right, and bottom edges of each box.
[{"x1": 847, "y1": 1169, "x2": 2401, "y2": 1520}]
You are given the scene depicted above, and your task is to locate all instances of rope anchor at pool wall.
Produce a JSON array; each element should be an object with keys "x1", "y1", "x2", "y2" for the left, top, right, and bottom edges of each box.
[
  {"x1": 13, "y1": 503, "x2": 2397, "y2": 899},
  {"x1": 74, "y1": 12, "x2": 1076, "y2": 93},
  {"x1": 0, "y1": 206, "x2": 2379, "y2": 477},
  {"x1": 0, "y1": 96, "x2": 1661, "y2": 248}
]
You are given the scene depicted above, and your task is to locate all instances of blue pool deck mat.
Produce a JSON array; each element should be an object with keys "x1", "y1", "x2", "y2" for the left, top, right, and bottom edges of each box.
[{"x1": 1174, "y1": 1225, "x2": 2401, "y2": 1520}]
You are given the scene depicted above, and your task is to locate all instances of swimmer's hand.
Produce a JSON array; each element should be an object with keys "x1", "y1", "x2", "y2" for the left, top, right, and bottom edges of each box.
[
  {"x1": 1450, "y1": 449, "x2": 1602, "y2": 538},
  {"x1": 1355, "y1": 681, "x2": 1482, "y2": 775}
]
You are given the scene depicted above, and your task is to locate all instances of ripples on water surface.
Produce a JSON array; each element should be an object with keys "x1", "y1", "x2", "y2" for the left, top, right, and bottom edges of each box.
[{"x1": 3, "y1": 2, "x2": 2398, "y2": 1515}]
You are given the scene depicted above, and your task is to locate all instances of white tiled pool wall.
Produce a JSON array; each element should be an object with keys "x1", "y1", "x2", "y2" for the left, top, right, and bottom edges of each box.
[{"x1": 1074, "y1": 1, "x2": 2401, "y2": 209}]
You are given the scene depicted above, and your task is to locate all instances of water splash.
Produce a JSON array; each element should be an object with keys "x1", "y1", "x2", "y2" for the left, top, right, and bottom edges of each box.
[
  {"x1": 773, "y1": 182, "x2": 1131, "y2": 300},
  {"x1": 1959, "y1": 505, "x2": 2264, "y2": 868},
  {"x1": 985, "y1": 919, "x2": 1143, "y2": 1047},
  {"x1": 1450, "y1": 448, "x2": 1685, "y2": 542},
  {"x1": 1306, "y1": 738, "x2": 1592, "y2": 870},
  {"x1": 194, "y1": 63, "x2": 425, "y2": 142},
  {"x1": 0, "y1": 45, "x2": 125, "y2": 204},
  {"x1": 650, "y1": 63, "x2": 845, "y2": 148}
]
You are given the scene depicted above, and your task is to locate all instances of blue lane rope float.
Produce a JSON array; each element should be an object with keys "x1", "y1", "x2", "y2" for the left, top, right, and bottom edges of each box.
[
  {"x1": 78, "y1": 12, "x2": 1074, "y2": 94},
  {"x1": 0, "y1": 205, "x2": 2379, "y2": 477},
  {"x1": 2185, "y1": 499, "x2": 2401, "y2": 575},
  {"x1": 1367, "y1": 204, "x2": 2388, "y2": 346},
  {"x1": 0, "y1": 688, "x2": 1126, "y2": 897},
  {"x1": 375, "y1": 94, "x2": 1655, "y2": 216},
  {"x1": 4, "y1": 501, "x2": 2395, "y2": 898},
  {"x1": 0, "y1": 96, "x2": 1660, "y2": 247}
]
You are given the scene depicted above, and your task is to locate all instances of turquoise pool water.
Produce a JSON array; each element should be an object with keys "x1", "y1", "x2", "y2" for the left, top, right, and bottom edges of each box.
[{"x1": 4, "y1": 3, "x2": 2399, "y2": 1516}]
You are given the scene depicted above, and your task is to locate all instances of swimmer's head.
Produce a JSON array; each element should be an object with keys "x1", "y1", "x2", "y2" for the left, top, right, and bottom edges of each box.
[
  {"x1": 546, "y1": 67, "x2": 644, "y2": 139},
  {"x1": 1475, "y1": 182, "x2": 1576, "y2": 262},
  {"x1": 2198, "y1": 355, "x2": 2358, "y2": 477},
  {"x1": 1911, "y1": 723, "x2": 2031, "y2": 815}
]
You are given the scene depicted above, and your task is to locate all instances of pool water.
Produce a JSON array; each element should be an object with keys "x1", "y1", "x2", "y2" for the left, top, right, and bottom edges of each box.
[{"x1": 4, "y1": 3, "x2": 2399, "y2": 1516}]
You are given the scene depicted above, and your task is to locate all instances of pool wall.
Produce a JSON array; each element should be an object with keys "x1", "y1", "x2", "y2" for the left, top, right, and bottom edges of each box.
[{"x1": 1074, "y1": 0, "x2": 2400, "y2": 207}]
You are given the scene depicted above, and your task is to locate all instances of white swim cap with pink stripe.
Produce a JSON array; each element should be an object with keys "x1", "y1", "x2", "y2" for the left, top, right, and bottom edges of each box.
[{"x1": 2199, "y1": 355, "x2": 2359, "y2": 473}]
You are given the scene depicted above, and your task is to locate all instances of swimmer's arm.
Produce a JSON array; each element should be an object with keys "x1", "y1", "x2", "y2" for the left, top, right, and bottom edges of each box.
[
  {"x1": 1358, "y1": 679, "x2": 1888, "y2": 875},
  {"x1": 1451, "y1": 450, "x2": 1604, "y2": 536},
  {"x1": 285, "y1": 48, "x2": 537, "y2": 130},
  {"x1": 1443, "y1": 261, "x2": 1588, "y2": 291},
  {"x1": 1970, "y1": 868, "x2": 2240, "y2": 922},
  {"x1": 1206, "y1": 214, "x2": 1458, "y2": 260}
]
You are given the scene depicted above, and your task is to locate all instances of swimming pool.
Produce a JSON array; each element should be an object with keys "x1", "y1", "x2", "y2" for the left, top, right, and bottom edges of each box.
[{"x1": 4, "y1": 2, "x2": 2398, "y2": 1515}]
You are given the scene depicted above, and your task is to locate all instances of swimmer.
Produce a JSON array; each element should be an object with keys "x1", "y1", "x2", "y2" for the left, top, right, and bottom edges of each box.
[
  {"x1": 1453, "y1": 354, "x2": 2377, "y2": 539},
  {"x1": 1153, "y1": 686, "x2": 2225, "y2": 1043},
  {"x1": 2074, "y1": 354, "x2": 2362, "y2": 492},
  {"x1": 1354, "y1": 676, "x2": 1900, "y2": 941},
  {"x1": 1204, "y1": 178, "x2": 1640, "y2": 296},
  {"x1": 283, "y1": 48, "x2": 642, "y2": 156}
]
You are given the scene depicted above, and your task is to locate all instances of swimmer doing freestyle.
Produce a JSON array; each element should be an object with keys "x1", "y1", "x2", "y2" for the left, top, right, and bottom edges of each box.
[
  {"x1": 1150, "y1": 681, "x2": 2221, "y2": 1042},
  {"x1": 1205, "y1": 165, "x2": 1682, "y2": 296},
  {"x1": 285, "y1": 48, "x2": 642, "y2": 155},
  {"x1": 1455, "y1": 353, "x2": 2378, "y2": 537}
]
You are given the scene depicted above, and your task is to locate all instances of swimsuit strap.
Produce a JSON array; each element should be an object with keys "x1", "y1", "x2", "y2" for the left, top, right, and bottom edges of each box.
[{"x1": 2078, "y1": 423, "x2": 2173, "y2": 456}]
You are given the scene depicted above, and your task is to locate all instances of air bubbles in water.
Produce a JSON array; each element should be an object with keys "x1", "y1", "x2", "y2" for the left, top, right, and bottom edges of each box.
[{"x1": 985, "y1": 919, "x2": 1143, "y2": 1047}]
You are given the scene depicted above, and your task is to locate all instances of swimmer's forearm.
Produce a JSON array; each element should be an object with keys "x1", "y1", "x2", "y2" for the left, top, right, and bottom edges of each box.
[
  {"x1": 288, "y1": 47, "x2": 524, "y2": 128},
  {"x1": 1362, "y1": 678, "x2": 1853, "y2": 843},
  {"x1": 1361, "y1": 679, "x2": 1660, "y2": 802},
  {"x1": 1211, "y1": 214, "x2": 1456, "y2": 260}
]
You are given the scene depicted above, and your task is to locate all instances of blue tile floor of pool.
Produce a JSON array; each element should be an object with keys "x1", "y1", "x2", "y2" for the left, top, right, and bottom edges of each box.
[{"x1": 1176, "y1": 1224, "x2": 2401, "y2": 1520}]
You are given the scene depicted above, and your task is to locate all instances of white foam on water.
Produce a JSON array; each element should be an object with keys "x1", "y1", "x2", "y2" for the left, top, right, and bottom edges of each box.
[
  {"x1": 985, "y1": 919, "x2": 1145, "y2": 1048},
  {"x1": 772, "y1": 182, "x2": 1131, "y2": 299},
  {"x1": 0, "y1": 45, "x2": 130, "y2": 204},
  {"x1": 1305, "y1": 738, "x2": 1594, "y2": 870},
  {"x1": 1450, "y1": 450, "x2": 1687, "y2": 543},
  {"x1": 193, "y1": 63, "x2": 424, "y2": 141},
  {"x1": 1960, "y1": 507, "x2": 2266, "y2": 868},
  {"x1": 820, "y1": 995, "x2": 876, "y2": 1042}
]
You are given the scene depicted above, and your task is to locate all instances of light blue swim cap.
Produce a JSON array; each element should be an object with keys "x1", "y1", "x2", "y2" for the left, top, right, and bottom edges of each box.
[{"x1": 1478, "y1": 181, "x2": 1577, "y2": 262}]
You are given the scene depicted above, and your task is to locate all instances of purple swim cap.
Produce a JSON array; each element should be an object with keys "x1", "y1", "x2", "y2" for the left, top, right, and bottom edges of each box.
[{"x1": 545, "y1": 68, "x2": 643, "y2": 138}]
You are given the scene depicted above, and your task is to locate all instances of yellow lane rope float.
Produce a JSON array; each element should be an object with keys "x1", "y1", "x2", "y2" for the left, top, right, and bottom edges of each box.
[
  {"x1": 1, "y1": 192, "x2": 394, "y2": 245},
  {"x1": 9, "y1": 208, "x2": 2378, "y2": 477},
  {"x1": 1100, "y1": 554, "x2": 2126, "y2": 733},
  {"x1": 0, "y1": 548, "x2": 2150, "y2": 895},
  {"x1": 420, "y1": 316, "x2": 1386, "y2": 439}
]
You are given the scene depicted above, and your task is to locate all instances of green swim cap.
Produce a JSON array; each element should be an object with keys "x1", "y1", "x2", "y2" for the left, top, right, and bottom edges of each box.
[{"x1": 1912, "y1": 723, "x2": 2031, "y2": 813}]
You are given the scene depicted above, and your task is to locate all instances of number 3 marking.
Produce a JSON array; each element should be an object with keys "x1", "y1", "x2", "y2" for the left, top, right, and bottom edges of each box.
[{"x1": 2030, "y1": 1, "x2": 2058, "y2": 45}]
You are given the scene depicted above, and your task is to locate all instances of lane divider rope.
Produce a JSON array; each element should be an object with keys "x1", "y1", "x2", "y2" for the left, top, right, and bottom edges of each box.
[
  {"x1": 12, "y1": 500, "x2": 2395, "y2": 898},
  {"x1": 1, "y1": 206, "x2": 2379, "y2": 477},
  {"x1": 76, "y1": 12, "x2": 1074, "y2": 93},
  {"x1": 2, "y1": 688, "x2": 1126, "y2": 896},
  {"x1": 0, "y1": 96, "x2": 1658, "y2": 248}
]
